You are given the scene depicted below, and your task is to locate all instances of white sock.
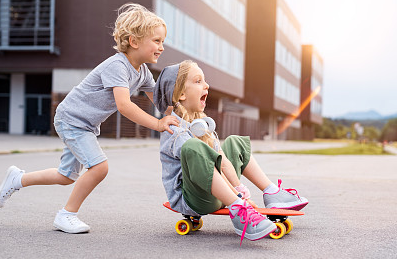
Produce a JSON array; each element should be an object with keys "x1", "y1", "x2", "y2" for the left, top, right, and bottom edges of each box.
[
  {"x1": 263, "y1": 183, "x2": 279, "y2": 194},
  {"x1": 12, "y1": 172, "x2": 23, "y2": 190},
  {"x1": 228, "y1": 198, "x2": 244, "y2": 216},
  {"x1": 60, "y1": 208, "x2": 77, "y2": 215}
]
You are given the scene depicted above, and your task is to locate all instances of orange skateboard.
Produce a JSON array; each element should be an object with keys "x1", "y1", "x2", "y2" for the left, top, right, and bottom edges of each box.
[{"x1": 163, "y1": 201, "x2": 304, "y2": 239}]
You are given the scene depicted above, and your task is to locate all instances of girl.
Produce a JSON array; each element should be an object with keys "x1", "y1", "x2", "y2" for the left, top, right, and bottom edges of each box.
[{"x1": 153, "y1": 60, "x2": 308, "y2": 244}]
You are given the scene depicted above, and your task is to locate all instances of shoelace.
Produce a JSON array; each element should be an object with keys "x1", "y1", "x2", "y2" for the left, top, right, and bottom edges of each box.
[
  {"x1": 277, "y1": 179, "x2": 302, "y2": 201},
  {"x1": 1, "y1": 187, "x2": 18, "y2": 201},
  {"x1": 66, "y1": 215, "x2": 82, "y2": 226},
  {"x1": 231, "y1": 201, "x2": 265, "y2": 246}
]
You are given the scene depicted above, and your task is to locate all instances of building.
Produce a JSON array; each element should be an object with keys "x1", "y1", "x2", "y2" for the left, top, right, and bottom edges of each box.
[
  {"x1": 154, "y1": 0, "x2": 260, "y2": 138},
  {"x1": 300, "y1": 44, "x2": 323, "y2": 140},
  {"x1": 244, "y1": 0, "x2": 303, "y2": 140},
  {"x1": 0, "y1": 0, "x2": 323, "y2": 140},
  {"x1": 0, "y1": 0, "x2": 255, "y2": 139},
  {"x1": 0, "y1": 0, "x2": 133, "y2": 136}
]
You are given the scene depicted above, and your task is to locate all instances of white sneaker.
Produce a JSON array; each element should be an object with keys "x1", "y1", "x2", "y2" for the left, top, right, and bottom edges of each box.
[
  {"x1": 0, "y1": 166, "x2": 24, "y2": 208},
  {"x1": 53, "y1": 210, "x2": 90, "y2": 234}
]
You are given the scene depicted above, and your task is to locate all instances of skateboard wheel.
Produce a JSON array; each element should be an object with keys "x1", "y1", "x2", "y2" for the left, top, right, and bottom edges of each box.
[
  {"x1": 191, "y1": 217, "x2": 203, "y2": 231},
  {"x1": 283, "y1": 218, "x2": 293, "y2": 234},
  {"x1": 175, "y1": 219, "x2": 192, "y2": 235},
  {"x1": 269, "y1": 222, "x2": 286, "y2": 239}
]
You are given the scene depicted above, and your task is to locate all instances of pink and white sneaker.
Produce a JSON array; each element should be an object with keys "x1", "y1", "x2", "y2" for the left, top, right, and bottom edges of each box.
[
  {"x1": 263, "y1": 179, "x2": 308, "y2": 211},
  {"x1": 229, "y1": 200, "x2": 276, "y2": 245}
]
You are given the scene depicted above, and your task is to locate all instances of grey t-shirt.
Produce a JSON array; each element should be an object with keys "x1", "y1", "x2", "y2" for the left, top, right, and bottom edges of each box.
[{"x1": 55, "y1": 52, "x2": 155, "y2": 135}]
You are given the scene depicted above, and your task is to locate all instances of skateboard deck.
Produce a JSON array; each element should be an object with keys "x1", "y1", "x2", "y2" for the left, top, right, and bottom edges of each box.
[
  {"x1": 163, "y1": 201, "x2": 304, "y2": 239},
  {"x1": 163, "y1": 201, "x2": 304, "y2": 216}
]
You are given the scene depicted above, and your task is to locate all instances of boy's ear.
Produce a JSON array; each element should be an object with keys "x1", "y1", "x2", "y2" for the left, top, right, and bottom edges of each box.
[{"x1": 129, "y1": 35, "x2": 139, "y2": 49}]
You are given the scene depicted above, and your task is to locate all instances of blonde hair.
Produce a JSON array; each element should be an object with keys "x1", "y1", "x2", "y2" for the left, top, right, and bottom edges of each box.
[
  {"x1": 172, "y1": 60, "x2": 217, "y2": 149},
  {"x1": 113, "y1": 3, "x2": 167, "y2": 53}
]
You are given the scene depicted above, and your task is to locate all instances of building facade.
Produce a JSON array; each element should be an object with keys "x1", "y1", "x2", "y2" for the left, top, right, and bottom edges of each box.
[
  {"x1": 244, "y1": 0, "x2": 303, "y2": 140},
  {"x1": 300, "y1": 44, "x2": 323, "y2": 140},
  {"x1": 0, "y1": 0, "x2": 255, "y2": 138},
  {"x1": 0, "y1": 0, "x2": 322, "y2": 140}
]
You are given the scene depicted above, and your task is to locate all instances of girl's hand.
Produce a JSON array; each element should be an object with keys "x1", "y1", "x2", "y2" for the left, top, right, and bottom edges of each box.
[
  {"x1": 158, "y1": 116, "x2": 179, "y2": 134},
  {"x1": 234, "y1": 183, "x2": 251, "y2": 199}
]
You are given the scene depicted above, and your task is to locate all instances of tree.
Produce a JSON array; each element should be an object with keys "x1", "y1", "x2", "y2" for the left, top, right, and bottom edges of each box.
[
  {"x1": 380, "y1": 118, "x2": 397, "y2": 142},
  {"x1": 363, "y1": 126, "x2": 380, "y2": 141}
]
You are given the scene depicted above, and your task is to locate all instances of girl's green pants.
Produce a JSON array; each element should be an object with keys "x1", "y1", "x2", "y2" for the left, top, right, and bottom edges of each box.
[{"x1": 180, "y1": 135, "x2": 251, "y2": 215}]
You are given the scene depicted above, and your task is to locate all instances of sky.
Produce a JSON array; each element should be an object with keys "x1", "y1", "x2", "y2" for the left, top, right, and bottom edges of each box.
[{"x1": 284, "y1": 0, "x2": 397, "y2": 118}]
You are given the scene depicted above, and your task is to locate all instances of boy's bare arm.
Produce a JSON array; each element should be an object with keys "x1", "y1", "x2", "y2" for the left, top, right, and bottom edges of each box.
[{"x1": 114, "y1": 87, "x2": 179, "y2": 133}]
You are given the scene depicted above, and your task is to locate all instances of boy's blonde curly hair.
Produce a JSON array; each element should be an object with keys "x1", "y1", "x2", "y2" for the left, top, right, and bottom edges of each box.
[{"x1": 113, "y1": 3, "x2": 166, "y2": 53}]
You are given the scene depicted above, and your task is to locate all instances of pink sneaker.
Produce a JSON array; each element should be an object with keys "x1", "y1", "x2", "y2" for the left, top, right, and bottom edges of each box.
[
  {"x1": 229, "y1": 200, "x2": 276, "y2": 245},
  {"x1": 263, "y1": 179, "x2": 308, "y2": 211}
]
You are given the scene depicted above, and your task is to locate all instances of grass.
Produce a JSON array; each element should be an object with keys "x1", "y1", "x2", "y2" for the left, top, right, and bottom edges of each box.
[{"x1": 266, "y1": 143, "x2": 393, "y2": 155}]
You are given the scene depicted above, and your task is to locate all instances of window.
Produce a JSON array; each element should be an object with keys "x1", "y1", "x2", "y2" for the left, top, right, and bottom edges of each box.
[
  {"x1": 0, "y1": 0, "x2": 57, "y2": 53},
  {"x1": 200, "y1": 0, "x2": 246, "y2": 33},
  {"x1": 183, "y1": 15, "x2": 197, "y2": 55},
  {"x1": 156, "y1": 0, "x2": 244, "y2": 80},
  {"x1": 161, "y1": 0, "x2": 175, "y2": 45}
]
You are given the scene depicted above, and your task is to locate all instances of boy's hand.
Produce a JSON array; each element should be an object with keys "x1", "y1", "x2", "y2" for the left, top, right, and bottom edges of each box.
[{"x1": 158, "y1": 116, "x2": 179, "y2": 134}]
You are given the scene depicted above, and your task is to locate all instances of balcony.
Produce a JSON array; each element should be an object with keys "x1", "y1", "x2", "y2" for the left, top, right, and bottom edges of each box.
[{"x1": 0, "y1": 0, "x2": 58, "y2": 54}]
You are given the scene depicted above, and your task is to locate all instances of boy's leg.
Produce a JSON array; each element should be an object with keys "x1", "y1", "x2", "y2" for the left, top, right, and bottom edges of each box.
[
  {"x1": 64, "y1": 160, "x2": 108, "y2": 212},
  {"x1": 52, "y1": 120, "x2": 108, "y2": 233},
  {"x1": 22, "y1": 168, "x2": 74, "y2": 186},
  {"x1": 0, "y1": 148, "x2": 76, "y2": 208}
]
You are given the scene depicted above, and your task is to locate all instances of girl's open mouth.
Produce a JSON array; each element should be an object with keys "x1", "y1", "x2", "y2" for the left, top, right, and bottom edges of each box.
[{"x1": 200, "y1": 94, "x2": 207, "y2": 107}]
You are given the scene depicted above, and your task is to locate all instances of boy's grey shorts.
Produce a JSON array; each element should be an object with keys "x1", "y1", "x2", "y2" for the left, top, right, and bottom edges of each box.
[{"x1": 54, "y1": 119, "x2": 107, "y2": 181}]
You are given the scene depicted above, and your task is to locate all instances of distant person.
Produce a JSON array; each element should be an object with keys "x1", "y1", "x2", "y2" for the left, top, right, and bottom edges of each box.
[
  {"x1": 153, "y1": 60, "x2": 308, "y2": 244},
  {"x1": 0, "y1": 3, "x2": 178, "y2": 234}
]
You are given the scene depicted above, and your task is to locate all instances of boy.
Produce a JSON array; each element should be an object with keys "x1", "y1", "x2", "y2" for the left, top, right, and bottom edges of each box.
[{"x1": 0, "y1": 3, "x2": 178, "y2": 234}]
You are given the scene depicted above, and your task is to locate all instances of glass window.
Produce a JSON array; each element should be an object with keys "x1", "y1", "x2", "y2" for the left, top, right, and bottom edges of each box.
[
  {"x1": 175, "y1": 9, "x2": 184, "y2": 49},
  {"x1": 162, "y1": 1, "x2": 175, "y2": 45},
  {"x1": 205, "y1": 29, "x2": 215, "y2": 63},
  {"x1": 183, "y1": 15, "x2": 197, "y2": 55},
  {"x1": 220, "y1": 38, "x2": 230, "y2": 70},
  {"x1": 237, "y1": 1, "x2": 245, "y2": 32}
]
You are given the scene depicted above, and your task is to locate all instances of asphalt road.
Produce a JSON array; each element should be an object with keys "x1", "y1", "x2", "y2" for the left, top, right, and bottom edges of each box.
[{"x1": 0, "y1": 143, "x2": 396, "y2": 258}]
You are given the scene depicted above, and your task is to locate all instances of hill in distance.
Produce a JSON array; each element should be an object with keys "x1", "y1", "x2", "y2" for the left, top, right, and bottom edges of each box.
[
  {"x1": 335, "y1": 110, "x2": 397, "y2": 121},
  {"x1": 330, "y1": 110, "x2": 397, "y2": 130}
]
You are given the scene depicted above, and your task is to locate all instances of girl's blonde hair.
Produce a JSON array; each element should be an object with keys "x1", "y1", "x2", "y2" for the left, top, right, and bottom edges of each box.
[
  {"x1": 172, "y1": 60, "x2": 217, "y2": 149},
  {"x1": 113, "y1": 3, "x2": 167, "y2": 53}
]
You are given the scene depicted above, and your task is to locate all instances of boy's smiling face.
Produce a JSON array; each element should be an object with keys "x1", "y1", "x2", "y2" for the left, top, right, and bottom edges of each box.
[
  {"x1": 139, "y1": 25, "x2": 166, "y2": 64},
  {"x1": 179, "y1": 64, "x2": 210, "y2": 114},
  {"x1": 126, "y1": 25, "x2": 166, "y2": 70}
]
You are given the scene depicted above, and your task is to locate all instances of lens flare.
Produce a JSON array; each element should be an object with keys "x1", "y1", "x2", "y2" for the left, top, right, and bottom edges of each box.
[{"x1": 277, "y1": 85, "x2": 321, "y2": 135}]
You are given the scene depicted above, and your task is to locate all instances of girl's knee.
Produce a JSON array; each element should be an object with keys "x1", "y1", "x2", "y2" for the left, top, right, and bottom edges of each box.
[
  {"x1": 222, "y1": 135, "x2": 251, "y2": 152},
  {"x1": 224, "y1": 135, "x2": 241, "y2": 145}
]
